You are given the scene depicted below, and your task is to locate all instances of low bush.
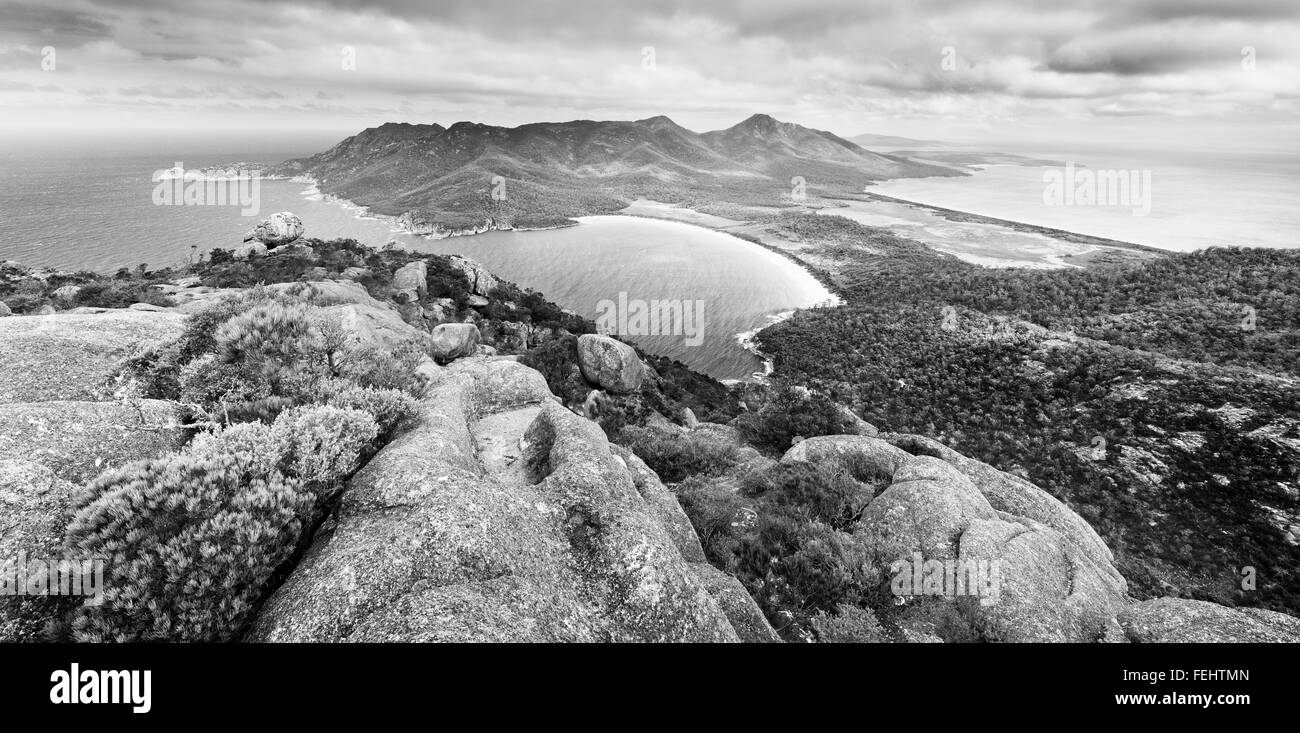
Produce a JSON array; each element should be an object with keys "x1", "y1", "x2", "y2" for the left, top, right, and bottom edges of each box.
[
  {"x1": 678, "y1": 458, "x2": 894, "y2": 640},
  {"x1": 62, "y1": 405, "x2": 380, "y2": 642},
  {"x1": 735, "y1": 383, "x2": 865, "y2": 454},
  {"x1": 322, "y1": 382, "x2": 419, "y2": 438},
  {"x1": 811, "y1": 604, "x2": 889, "y2": 643},
  {"x1": 619, "y1": 425, "x2": 739, "y2": 483}
]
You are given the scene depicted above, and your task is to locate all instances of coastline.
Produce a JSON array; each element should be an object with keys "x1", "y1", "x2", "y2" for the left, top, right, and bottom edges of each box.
[
  {"x1": 850, "y1": 190, "x2": 1165, "y2": 255},
  {"x1": 291, "y1": 187, "x2": 842, "y2": 383},
  {"x1": 293, "y1": 177, "x2": 581, "y2": 240},
  {"x1": 612, "y1": 204, "x2": 848, "y2": 301}
]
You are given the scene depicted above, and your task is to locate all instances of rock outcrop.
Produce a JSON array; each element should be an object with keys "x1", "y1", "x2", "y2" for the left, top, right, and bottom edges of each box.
[
  {"x1": 391, "y1": 260, "x2": 427, "y2": 303},
  {"x1": 233, "y1": 242, "x2": 267, "y2": 260},
  {"x1": 311, "y1": 303, "x2": 426, "y2": 352},
  {"x1": 448, "y1": 255, "x2": 500, "y2": 296},
  {"x1": 577, "y1": 334, "x2": 644, "y2": 393},
  {"x1": 247, "y1": 358, "x2": 749, "y2": 642},
  {"x1": 781, "y1": 434, "x2": 1130, "y2": 642},
  {"x1": 770, "y1": 431, "x2": 1300, "y2": 642},
  {"x1": 243, "y1": 211, "x2": 304, "y2": 245},
  {"x1": 429, "y1": 323, "x2": 480, "y2": 363},
  {"x1": 0, "y1": 400, "x2": 187, "y2": 484},
  {"x1": 1119, "y1": 598, "x2": 1300, "y2": 643},
  {"x1": 0, "y1": 310, "x2": 186, "y2": 403}
]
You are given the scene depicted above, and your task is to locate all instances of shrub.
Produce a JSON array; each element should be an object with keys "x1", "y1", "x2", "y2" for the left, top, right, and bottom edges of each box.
[
  {"x1": 518, "y1": 334, "x2": 585, "y2": 401},
  {"x1": 269, "y1": 405, "x2": 378, "y2": 488},
  {"x1": 323, "y1": 382, "x2": 419, "y2": 438},
  {"x1": 177, "y1": 354, "x2": 316, "y2": 424},
  {"x1": 337, "y1": 339, "x2": 427, "y2": 394},
  {"x1": 675, "y1": 475, "x2": 751, "y2": 563},
  {"x1": 620, "y1": 425, "x2": 738, "y2": 483},
  {"x1": 124, "y1": 287, "x2": 295, "y2": 399},
  {"x1": 736, "y1": 383, "x2": 864, "y2": 453},
  {"x1": 62, "y1": 405, "x2": 380, "y2": 642},
  {"x1": 811, "y1": 604, "x2": 889, "y2": 643},
  {"x1": 733, "y1": 514, "x2": 876, "y2": 633},
  {"x1": 740, "y1": 461, "x2": 878, "y2": 532},
  {"x1": 64, "y1": 451, "x2": 315, "y2": 642},
  {"x1": 214, "y1": 301, "x2": 318, "y2": 365},
  {"x1": 71, "y1": 280, "x2": 172, "y2": 309}
]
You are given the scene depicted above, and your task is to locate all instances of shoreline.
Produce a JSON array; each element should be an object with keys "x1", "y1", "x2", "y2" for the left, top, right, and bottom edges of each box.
[
  {"x1": 849, "y1": 190, "x2": 1166, "y2": 255},
  {"x1": 612, "y1": 205, "x2": 848, "y2": 301},
  {"x1": 294, "y1": 178, "x2": 581, "y2": 240},
  {"x1": 293, "y1": 188, "x2": 835, "y2": 384}
]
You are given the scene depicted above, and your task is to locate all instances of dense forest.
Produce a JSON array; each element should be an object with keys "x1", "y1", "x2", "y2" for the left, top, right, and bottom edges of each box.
[{"x1": 758, "y1": 217, "x2": 1300, "y2": 615}]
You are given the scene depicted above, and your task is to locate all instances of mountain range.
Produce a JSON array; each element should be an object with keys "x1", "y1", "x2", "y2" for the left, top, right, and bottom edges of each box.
[{"x1": 274, "y1": 114, "x2": 958, "y2": 234}]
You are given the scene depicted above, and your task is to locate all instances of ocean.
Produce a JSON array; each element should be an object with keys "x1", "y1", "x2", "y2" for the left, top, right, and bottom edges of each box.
[{"x1": 867, "y1": 142, "x2": 1300, "y2": 253}]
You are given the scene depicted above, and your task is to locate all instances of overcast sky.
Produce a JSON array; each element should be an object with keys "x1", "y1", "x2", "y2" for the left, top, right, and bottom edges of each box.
[{"x1": 0, "y1": 0, "x2": 1296, "y2": 148}]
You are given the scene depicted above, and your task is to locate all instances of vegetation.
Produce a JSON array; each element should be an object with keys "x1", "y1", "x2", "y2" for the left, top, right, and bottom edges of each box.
[
  {"x1": 753, "y1": 219, "x2": 1300, "y2": 616},
  {"x1": 62, "y1": 405, "x2": 377, "y2": 642},
  {"x1": 0, "y1": 262, "x2": 175, "y2": 313},
  {"x1": 618, "y1": 425, "x2": 739, "y2": 483},
  {"x1": 735, "y1": 383, "x2": 866, "y2": 453},
  {"x1": 10, "y1": 235, "x2": 749, "y2": 641}
]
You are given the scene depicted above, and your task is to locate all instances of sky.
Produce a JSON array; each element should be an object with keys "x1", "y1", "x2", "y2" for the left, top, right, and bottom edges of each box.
[{"x1": 0, "y1": 0, "x2": 1297, "y2": 149}]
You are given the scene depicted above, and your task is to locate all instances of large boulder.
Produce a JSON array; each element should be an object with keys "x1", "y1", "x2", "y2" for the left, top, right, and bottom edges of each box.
[
  {"x1": 429, "y1": 323, "x2": 480, "y2": 363},
  {"x1": 391, "y1": 260, "x2": 428, "y2": 303},
  {"x1": 0, "y1": 460, "x2": 79, "y2": 642},
  {"x1": 611, "y1": 444, "x2": 706, "y2": 563},
  {"x1": 691, "y1": 563, "x2": 782, "y2": 643},
  {"x1": 778, "y1": 435, "x2": 1130, "y2": 643},
  {"x1": 577, "y1": 334, "x2": 644, "y2": 394},
  {"x1": 247, "y1": 358, "x2": 741, "y2": 642},
  {"x1": 51, "y1": 285, "x2": 81, "y2": 301},
  {"x1": 0, "y1": 301, "x2": 10, "y2": 317},
  {"x1": 268, "y1": 280, "x2": 392, "y2": 312},
  {"x1": 0, "y1": 400, "x2": 187, "y2": 484},
  {"x1": 310, "y1": 303, "x2": 426, "y2": 353},
  {"x1": 232, "y1": 242, "x2": 267, "y2": 260},
  {"x1": 0, "y1": 310, "x2": 186, "y2": 403},
  {"x1": 1119, "y1": 598, "x2": 1300, "y2": 643},
  {"x1": 857, "y1": 456, "x2": 998, "y2": 561},
  {"x1": 243, "y1": 211, "x2": 304, "y2": 245},
  {"x1": 885, "y1": 433, "x2": 1123, "y2": 590},
  {"x1": 448, "y1": 254, "x2": 499, "y2": 296}
]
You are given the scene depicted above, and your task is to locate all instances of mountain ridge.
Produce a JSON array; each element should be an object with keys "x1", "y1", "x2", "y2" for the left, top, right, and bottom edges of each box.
[{"x1": 274, "y1": 114, "x2": 960, "y2": 234}]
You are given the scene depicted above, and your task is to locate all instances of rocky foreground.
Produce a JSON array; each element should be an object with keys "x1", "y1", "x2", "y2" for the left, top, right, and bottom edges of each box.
[{"x1": 1, "y1": 252, "x2": 1297, "y2": 642}]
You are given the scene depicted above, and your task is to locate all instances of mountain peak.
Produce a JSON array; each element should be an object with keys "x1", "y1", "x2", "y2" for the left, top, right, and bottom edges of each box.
[
  {"x1": 736, "y1": 113, "x2": 781, "y2": 130},
  {"x1": 637, "y1": 114, "x2": 680, "y2": 128}
]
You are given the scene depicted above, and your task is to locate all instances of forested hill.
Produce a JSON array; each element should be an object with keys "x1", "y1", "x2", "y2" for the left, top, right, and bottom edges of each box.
[
  {"x1": 272, "y1": 114, "x2": 957, "y2": 232},
  {"x1": 759, "y1": 220, "x2": 1300, "y2": 615}
]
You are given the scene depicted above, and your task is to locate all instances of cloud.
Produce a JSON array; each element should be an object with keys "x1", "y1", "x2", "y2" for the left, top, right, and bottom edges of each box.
[{"x1": 0, "y1": 0, "x2": 1295, "y2": 136}]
